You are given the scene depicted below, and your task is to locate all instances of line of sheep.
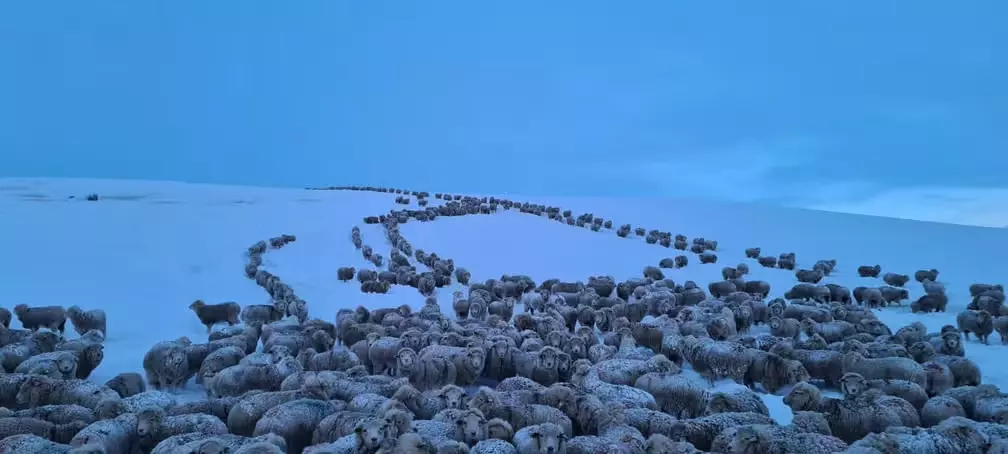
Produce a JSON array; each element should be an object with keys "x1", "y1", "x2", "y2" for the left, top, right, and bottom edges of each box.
[
  {"x1": 3, "y1": 185, "x2": 1007, "y2": 453},
  {"x1": 315, "y1": 187, "x2": 1008, "y2": 451}
]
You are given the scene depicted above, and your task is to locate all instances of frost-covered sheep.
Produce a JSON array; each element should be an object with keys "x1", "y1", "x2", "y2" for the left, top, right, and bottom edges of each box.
[
  {"x1": 69, "y1": 412, "x2": 138, "y2": 454},
  {"x1": 189, "y1": 300, "x2": 241, "y2": 333},
  {"x1": 769, "y1": 317, "x2": 800, "y2": 340},
  {"x1": 0, "y1": 416, "x2": 85, "y2": 445},
  {"x1": 801, "y1": 319, "x2": 855, "y2": 344},
  {"x1": 206, "y1": 359, "x2": 298, "y2": 398},
  {"x1": 920, "y1": 395, "x2": 966, "y2": 427},
  {"x1": 143, "y1": 337, "x2": 191, "y2": 391},
  {"x1": 13, "y1": 304, "x2": 67, "y2": 334},
  {"x1": 198, "y1": 345, "x2": 247, "y2": 384},
  {"x1": 396, "y1": 348, "x2": 458, "y2": 391},
  {"x1": 468, "y1": 388, "x2": 574, "y2": 437},
  {"x1": 65, "y1": 306, "x2": 106, "y2": 337},
  {"x1": 992, "y1": 315, "x2": 1008, "y2": 345},
  {"x1": 634, "y1": 372, "x2": 710, "y2": 419},
  {"x1": 393, "y1": 384, "x2": 467, "y2": 420},
  {"x1": 704, "y1": 388, "x2": 771, "y2": 416},
  {"x1": 857, "y1": 265, "x2": 882, "y2": 278},
  {"x1": 418, "y1": 345, "x2": 486, "y2": 386},
  {"x1": 699, "y1": 251, "x2": 717, "y2": 264},
  {"x1": 472, "y1": 439, "x2": 518, "y2": 454},
  {"x1": 16, "y1": 375, "x2": 119, "y2": 410},
  {"x1": 744, "y1": 350, "x2": 811, "y2": 395},
  {"x1": 253, "y1": 398, "x2": 343, "y2": 453},
  {"x1": 240, "y1": 304, "x2": 285, "y2": 329},
  {"x1": 668, "y1": 412, "x2": 775, "y2": 451},
  {"x1": 514, "y1": 422, "x2": 567, "y2": 454},
  {"x1": 956, "y1": 309, "x2": 995, "y2": 344},
  {"x1": 136, "y1": 407, "x2": 228, "y2": 451},
  {"x1": 15, "y1": 350, "x2": 79, "y2": 379},
  {"x1": 882, "y1": 273, "x2": 910, "y2": 287},
  {"x1": 840, "y1": 351, "x2": 927, "y2": 388},
  {"x1": 915, "y1": 268, "x2": 939, "y2": 283},
  {"x1": 336, "y1": 266, "x2": 356, "y2": 282}
]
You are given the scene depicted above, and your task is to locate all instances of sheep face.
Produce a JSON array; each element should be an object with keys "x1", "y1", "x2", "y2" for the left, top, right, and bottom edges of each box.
[
  {"x1": 942, "y1": 332, "x2": 961, "y2": 351},
  {"x1": 395, "y1": 348, "x2": 417, "y2": 372},
  {"x1": 466, "y1": 347, "x2": 487, "y2": 372},
  {"x1": 455, "y1": 410, "x2": 487, "y2": 445},
  {"x1": 840, "y1": 372, "x2": 867, "y2": 399},
  {"x1": 439, "y1": 385, "x2": 467, "y2": 410},
  {"x1": 783, "y1": 382, "x2": 819, "y2": 411},
  {"x1": 355, "y1": 419, "x2": 386, "y2": 450},
  {"x1": 529, "y1": 424, "x2": 566, "y2": 454},
  {"x1": 55, "y1": 355, "x2": 78, "y2": 377},
  {"x1": 136, "y1": 408, "x2": 164, "y2": 440}
]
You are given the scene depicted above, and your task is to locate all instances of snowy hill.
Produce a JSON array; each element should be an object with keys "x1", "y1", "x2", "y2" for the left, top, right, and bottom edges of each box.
[{"x1": 2, "y1": 177, "x2": 1007, "y2": 430}]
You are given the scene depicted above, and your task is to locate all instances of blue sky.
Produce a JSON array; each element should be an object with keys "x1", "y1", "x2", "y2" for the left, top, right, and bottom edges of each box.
[{"x1": 1, "y1": 2, "x2": 1005, "y2": 225}]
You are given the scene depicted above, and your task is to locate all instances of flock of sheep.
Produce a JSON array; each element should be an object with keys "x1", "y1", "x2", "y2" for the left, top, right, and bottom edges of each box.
[{"x1": 2, "y1": 185, "x2": 1008, "y2": 453}]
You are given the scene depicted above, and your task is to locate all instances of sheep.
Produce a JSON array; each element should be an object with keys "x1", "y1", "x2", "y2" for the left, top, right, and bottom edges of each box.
[
  {"x1": 194, "y1": 345, "x2": 246, "y2": 385},
  {"x1": 241, "y1": 304, "x2": 285, "y2": 329},
  {"x1": 840, "y1": 351, "x2": 927, "y2": 389},
  {"x1": 857, "y1": 265, "x2": 882, "y2": 278},
  {"x1": 698, "y1": 251, "x2": 717, "y2": 264},
  {"x1": 717, "y1": 424, "x2": 849, "y2": 454},
  {"x1": 915, "y1": 268, "x2": 939, "y2": 283},
  {"x1": 745, "y1": 247, "x2": 761, "y2": 258},
  {"x1": 9, "y1": 404, "x2": 96, "y2": 426},
  {"x1": 16, "y1": 375, "x2": 119, "y2": 410},
  {"x1": 704, "y1": 387, "x2": 771, "y2": 416},
  {"x1": 418, "y1": 345, "x2": 486, "y2": 386},
  {"x1": 770, "y1": 344, "x2": 845, "y2": 387},
  {"x1": 396, "y1": 348, "x2": 459, "y2": 391},
  {"x1": 393, "y1": 384, "x2": 467, "y2": 420},
  {"x1": 864, "y1": 378, "x2": 928, "y2": 410},
  {"x1": 253, "y1": 398, "x2": 344, "y2": 453},
  {"x1": 0, "y1": 416, "x2": 86, "y2": 445},
  {"x1": 993, "y1": 315, "x2": 1008, "y2": 344},
  {"x1": 667, "y1": 412, "x2": 776, "y2": 451},
  {"x1": 468, "y1": 388, "x2": 574, "y2": 437},
  {"x1": 472, "y1": 439, "x2": 518, "y2": 454},
  {"x1": 14, "y1": 350, "x2": 79, "y2": 379},
  {"x1": 135, "y1": 407, "x2": 228, "y2": 451},
  {"x1": 769, "y1": 316, "x2": 800, "y2": 340},
  {"x1": 189, "y1": 300, "x2": 241, "y2": 333},
  {"x1": 920, "y1": 395, "x2": 966, "y2": 427},
  {"x1": 105, "y1": 372, "x2": 146, "y2": 398},
  {"x1": 206, "y1": 359, "x2": 300, "y2": 398},
  {"x1": 142, "y1": 337, "x2": 192, "y2": 391},
  {"x1": 12, "y1": 304, "x2": 67, "y2": 334},
  {"x1": 65, "y1": 306, "x2": 106, "y2": 337},
  {"x1": 573, "y1": 362, "x2": 658, "y2": 411},
  {"x1": 801, "y1": 319, "x2": 856, "y2": 344},
  {"x1": 956, "y1": 309, "x2": 995, "y2": 344},
  {"x1": 882, "y1": 273, "x2": 910, "y2": 287},
  {"x1": 513, "y1": 422, "x2": 567, "y2": 454},
  {"x1": 743, "y1": 350, "x2": 811, "y2": 395},
  {"x1": 634, "y1": 372, "x2": 710, "y2": 419}
]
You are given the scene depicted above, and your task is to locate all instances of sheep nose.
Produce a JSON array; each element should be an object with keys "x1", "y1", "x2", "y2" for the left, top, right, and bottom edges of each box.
[
  {"x1": 370, "y1": 437, "x2": 378, "y2": 443},
  {"x1": 547, "y1": 448, "x2": 555, "y2": 454}
]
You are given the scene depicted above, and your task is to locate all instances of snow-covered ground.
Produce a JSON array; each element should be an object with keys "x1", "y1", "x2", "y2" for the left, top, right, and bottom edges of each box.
[{"x1": 2, "y1": 177, "x2": 1007, "y2": 423}]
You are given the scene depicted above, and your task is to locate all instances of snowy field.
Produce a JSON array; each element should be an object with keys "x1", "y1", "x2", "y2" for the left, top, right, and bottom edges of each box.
[{"x1": 1, "y1": 177, "x2": 1007, "y2": 425}]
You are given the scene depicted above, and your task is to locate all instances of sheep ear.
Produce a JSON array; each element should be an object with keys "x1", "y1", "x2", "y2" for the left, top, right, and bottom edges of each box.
[{"x1": 354, "y1": 426, "x2": 363, "y2": 434}]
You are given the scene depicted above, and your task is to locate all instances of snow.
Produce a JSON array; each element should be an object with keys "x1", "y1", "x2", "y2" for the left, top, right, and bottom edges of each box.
[{"x1": 2, "y1": 177, "x2": 1007, "y2": 422}]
